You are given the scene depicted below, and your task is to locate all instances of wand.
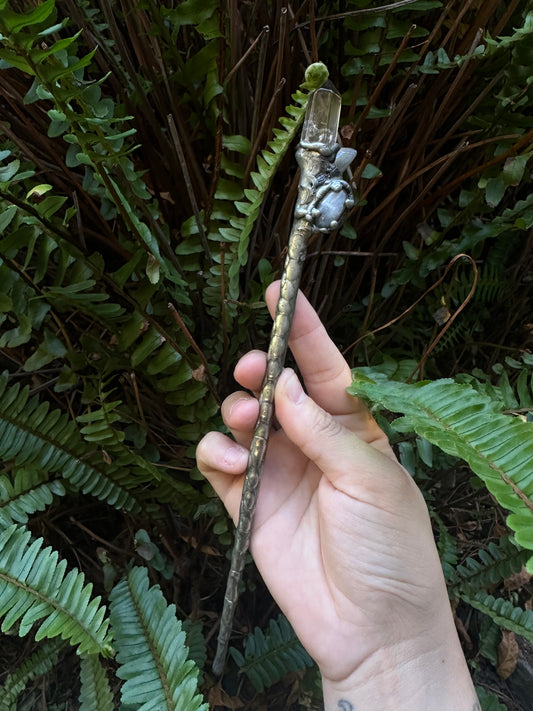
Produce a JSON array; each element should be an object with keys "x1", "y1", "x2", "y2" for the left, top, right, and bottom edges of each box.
[{"x1": 213, "y1": 79, "x2": 356, "y2": 676}]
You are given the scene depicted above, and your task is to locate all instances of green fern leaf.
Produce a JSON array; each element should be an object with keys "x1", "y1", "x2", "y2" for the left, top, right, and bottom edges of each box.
[
  {"x1": 229, "y1": 614, "x2": 314, "y2": 693},
  {"x1": 0, "y1": 373, "x2": 142, "y2": 513},
  {"x1": 451, "y1": 536, "x2": 530, "y2": 594},
  {"x1": 109, "y1": 566, "x2": 208, "y2": 711},
  {"x1": 461, "y1": 591, "x2": 533, "y2": 643},
  {"x1": 183, "y1": 619, "x2": 207, "y2": 672},
  {"x1": 348, "y1": 372, "x2": 533, "y2": 571},
  {"x1": 0, "y1": 467, "x2": 65, "y2": 526},
  {"x1": 430, "y1": 510, "x2": 458, "y2": 581},
  {"x1": 79, "y1": 654, "x2": 114, "y2": 711},
  {"x1": 0, "y1": 524, "x2": 112, "y2": 654},
  {"x1": 233, "y1": 62, "x2": 330, "y2": 269},
  {"x1": 478, "y1": 615, "x2": 502, "y2": 667},
  {"x1": 44, "y1": 280, "x2": 125, "y2": 322},
  {"x1": 0, "y1": 638, "x2": 63, "y2": 711},
  {"x1": 77, "y1": 390, "x2": 125, "y2": 445}
]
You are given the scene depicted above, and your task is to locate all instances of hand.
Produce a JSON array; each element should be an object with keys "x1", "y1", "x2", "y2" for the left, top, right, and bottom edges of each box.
[{"x1": 196, "y1": 282, "x2": 477, "y2": 710}]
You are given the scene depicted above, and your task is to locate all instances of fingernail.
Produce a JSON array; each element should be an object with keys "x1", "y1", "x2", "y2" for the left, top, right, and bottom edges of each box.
[{"x1": 283, "y1": 369, "x2": 305, "y2": 405}]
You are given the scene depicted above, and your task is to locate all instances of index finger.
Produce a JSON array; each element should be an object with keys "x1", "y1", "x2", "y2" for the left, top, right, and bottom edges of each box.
[{"x1": 265, "y1": 281, "x2": 363, "y2": 417}]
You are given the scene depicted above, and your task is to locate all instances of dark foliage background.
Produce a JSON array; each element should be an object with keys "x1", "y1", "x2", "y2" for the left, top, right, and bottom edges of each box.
[{"x1": 0, "y1": 0, "x2": 532, "y2": 709}]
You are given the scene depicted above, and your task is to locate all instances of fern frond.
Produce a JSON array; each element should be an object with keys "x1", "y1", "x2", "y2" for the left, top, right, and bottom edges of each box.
[
  {"x1": 109, "y1": 566, "x2": 208, "y2": 711},
  {"x1": 453, "y1": 263, "x2": 509, "y2": 306},
  {"x1": 229, "y1": 614, "x2": 314, "y2": 693},
  {"x1": 44, "y1": 279, "x2": 125, "y2": 322},
  {"x1": 0, "y1": 373, "x2": 142, "y2": 513},
  {"x1": 202, "y1": 62, "x2": 330, "y2": 307},
  {"x1": 478, "y1": 615, "x2": 502, "y2": 666},
  {"x1": 456, "y1": 354, "x2": 533, "y2": 413},
  {"x1": 0, "y1": 467, "x2": 65, "y2": 526},
  {"x1": 348, "y1": 372, "x2": 533, "y2": 571},
  {"x1": 230, "y1": 62, "x2": 329, "y2": 271},
  {"x1": 77, "y1": 394, "x2": 126, "y2": 445},
  {"x1": 430, "y1": 509, "x2": 458, "y2": 581},
  {"x1": 451, "y1": 536, "x2": 530, "y2": 594},
  {"x1": 0, "y1": 638, "x2": 64, "y2": 711},
  {"x1": 79, "y1": 654, "x2": 114, "y2": 711},
  {"x1": 432, "y1": 319, "x2": 471, "y2": 356},
  {"x1": 0, "y1": 524, "x2": 112, "y2": 655},
  {"x1": 76, "y1": 383, "x2": 173, "y2": 490},
  {"x1": 461, "y1": 590, "x2": 533, "y2": 643},
  {"x1": 183, "y1": 619, "x2": 207, "y2": 673}
]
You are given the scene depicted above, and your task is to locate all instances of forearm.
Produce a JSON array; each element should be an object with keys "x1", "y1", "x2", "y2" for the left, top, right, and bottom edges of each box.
[{"x1": 321, "y1": 613, "x2": 478, "y2": 711}]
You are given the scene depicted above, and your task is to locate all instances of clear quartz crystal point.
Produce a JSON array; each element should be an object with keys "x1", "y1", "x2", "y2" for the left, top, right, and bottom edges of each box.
[{"x1": 301, "y1": 85, "x2": 341, "y2": 147}]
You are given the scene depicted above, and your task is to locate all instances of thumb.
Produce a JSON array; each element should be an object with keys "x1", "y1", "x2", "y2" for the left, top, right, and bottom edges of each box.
[{"x1": 274, "y1": 368, "x2": 408, "y2": 500}]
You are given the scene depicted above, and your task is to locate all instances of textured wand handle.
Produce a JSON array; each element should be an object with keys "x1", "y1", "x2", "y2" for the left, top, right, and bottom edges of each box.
[{"x1": 212, "y1": 217, "x2": 312, "y2": 676}]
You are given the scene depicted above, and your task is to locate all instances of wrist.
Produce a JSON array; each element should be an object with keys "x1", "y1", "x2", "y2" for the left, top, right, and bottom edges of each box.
[{"x1": 321, "y1": 619, "x2": 478, "y2": 711}]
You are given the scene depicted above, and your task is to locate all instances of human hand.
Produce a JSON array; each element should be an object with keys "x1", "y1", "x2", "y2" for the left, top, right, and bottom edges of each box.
[{"x1": 197, "y1": 282, "x2": 477, "y2": 710}]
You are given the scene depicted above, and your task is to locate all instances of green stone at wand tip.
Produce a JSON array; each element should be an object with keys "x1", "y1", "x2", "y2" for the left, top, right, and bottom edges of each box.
[{"x1": 303, "y1": 62, "x2": 329, "y2": 89}]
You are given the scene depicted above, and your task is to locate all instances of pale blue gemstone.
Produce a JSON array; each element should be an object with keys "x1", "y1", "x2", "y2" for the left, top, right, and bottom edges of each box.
[{"x1": 315, "y1": 189, "x2": 348, "y2": 230}]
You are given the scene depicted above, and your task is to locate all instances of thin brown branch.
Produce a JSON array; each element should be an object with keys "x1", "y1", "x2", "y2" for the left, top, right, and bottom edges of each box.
[
  {"x1": 297, "y1": 0, "x2": 424, "y2": 26},
  {"x1": 343, "y1": 254, "x2": 478, "y2": 356},
  {"x1": 225, "y1": 24, "x2": 269, "y2": 86},
  {"x1": 168, "y1": 303, "x2": 221, "y2": 406},
  {"x1": 431, "y1": 126, "x2": 533, "y2": 201},
  {"x1": 167, "y1": 115, "x2": 212, "y2": 264},
  {"x1": 412, "y1": 256, "x2": 479, "y2": 380}
]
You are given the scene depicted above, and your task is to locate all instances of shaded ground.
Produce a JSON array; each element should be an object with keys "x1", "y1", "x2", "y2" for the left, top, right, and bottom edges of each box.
[{"x1": 473, "y1": 636, "x2": 533, "y2": 711}]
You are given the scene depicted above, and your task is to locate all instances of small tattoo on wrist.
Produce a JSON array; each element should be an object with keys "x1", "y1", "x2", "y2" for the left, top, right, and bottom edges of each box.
[{"x1": 337, "y1": 701, "x2": 354, "y2": 711}]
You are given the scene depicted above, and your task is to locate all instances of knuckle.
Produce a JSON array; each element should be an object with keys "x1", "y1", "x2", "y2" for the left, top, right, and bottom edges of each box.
[{"x1": 308, "y1": 403, "x2": 343, "y2": 440}]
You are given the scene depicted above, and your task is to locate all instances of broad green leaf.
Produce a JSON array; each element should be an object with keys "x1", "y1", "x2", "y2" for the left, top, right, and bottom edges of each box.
[
  {"x1": 503, "y1": 154, "x2": 531, "y2": 186},
  {"x1": 222, "y1": 134, "x2": 251, "y2": 154},
  {"x1": 26, "y1": 184, "x2": 53, "y2": 199},
  {"x1": 361, "y1": 163, "x2": 382, "y2": 179},
  {"x1": 484, "y1": 176, "x2": 506, "y2": 207},
  {"x1": 0, "y1": 0, "x2": 55, "y2": 33},
  {"x1": 0, "y1": 159, "x2": 20, "y2": 182},
  {"x1": 0, "y1": 205, "x2": 17, "y2": 234},
  {"x1": 23, "y1": 330, "x2": 67, "y2": 372},
  {"x1": 0, "y1": 50, "x2": 35, "y2": 73},
  {"x1": 0, "y1": 294, "x2": 13, "y2": 313}
]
